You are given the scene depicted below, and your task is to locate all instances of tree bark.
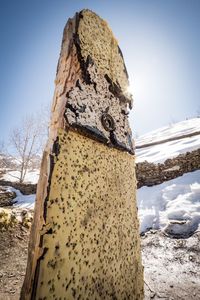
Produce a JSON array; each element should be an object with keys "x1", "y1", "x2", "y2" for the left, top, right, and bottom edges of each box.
[{"x1": 21, "y1": 9, "x2": 144, "y2": 300}]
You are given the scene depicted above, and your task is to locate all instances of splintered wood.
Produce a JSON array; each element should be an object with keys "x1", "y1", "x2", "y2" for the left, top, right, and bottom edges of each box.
[{"x1": 21, "y1": 9, "x2": 144, "y2": 300}]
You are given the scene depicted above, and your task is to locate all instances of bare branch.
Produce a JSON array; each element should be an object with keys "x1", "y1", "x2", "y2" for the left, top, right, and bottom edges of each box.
[{"x1": 9, "y1": 107, "x2": 49, "y2": 183}]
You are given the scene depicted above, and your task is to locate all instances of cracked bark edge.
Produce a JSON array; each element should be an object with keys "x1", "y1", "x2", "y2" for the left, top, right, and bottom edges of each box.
[
  {"x1": 20, "y1": 10, "x2": 142, "y2": 299},
  {"x1": 20, "y1": 14, "x2": 79, "y2": 299},
  {"x1": 73, "y1": 12, "x2": 94, "y2": 87},
  {"x1": 20, "y1": 136, "x2": 60, "y2": 300},
  {"x1": 69, "y1": 10, "x2": 134, "y2": 153}
]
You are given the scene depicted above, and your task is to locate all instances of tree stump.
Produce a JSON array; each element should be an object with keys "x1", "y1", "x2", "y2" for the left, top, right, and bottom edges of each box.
[{"x1": 20, "y1": 9, "x2": 144, "y2": 300}]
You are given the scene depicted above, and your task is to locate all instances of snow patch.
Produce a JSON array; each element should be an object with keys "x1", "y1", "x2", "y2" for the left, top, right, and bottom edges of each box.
[
  {"x1": 7, "y1": 186, "x2": 35, "y2": 210},
  {"x1": 136, "y1": 118, "x2": 200, "y2": 146},
  {"x1": 3, "y1": 170, "x2": 39, "y2": 184},
  {"x1": 136, "y1": 118, "x2": 200, "y2": 163},
  {"x1": 137, "y1": 170, "x2": 200, "y2": 237}
]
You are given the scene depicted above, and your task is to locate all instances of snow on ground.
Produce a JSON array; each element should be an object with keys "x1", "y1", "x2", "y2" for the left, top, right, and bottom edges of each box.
[
  {"x1": 136, "y1": 117, "x2": 200, "y2": 146},
  {"x1": 137, "y1": 170, "x2": 200, "y2": 237},
  {"x1": 136, "y1": 118, "x2": 200, "y2": 163},
  {"x1": 136, "y1": 135, "x2": 200, "y2": 163},
  {"x1": 6, "y1": 186, "x2": 35, "y2": 210},
  {"x1": 142, "y1": 230, "x2": 200, "y2": 300},
  {"x1": 2, "y1": 169, "x2": 39, "y2": 184}
]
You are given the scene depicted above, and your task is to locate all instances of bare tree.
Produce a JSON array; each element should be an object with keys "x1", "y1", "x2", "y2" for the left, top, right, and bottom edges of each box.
[
  {"x1": 9, "y1": 110, "x2": 49, "y2": 183},
  {"x1": 0, "y1": 140, "x2": 5, "y2": 155}
]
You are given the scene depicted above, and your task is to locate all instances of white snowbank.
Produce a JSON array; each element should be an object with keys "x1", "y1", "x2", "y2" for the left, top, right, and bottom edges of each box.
[
  {"x1": 137, "y1": 170, "x2": 200, "y2": 237},
  {"x1": 136, "y1": 135, "x2": 200, "y2": 163},
  {"x1": 136, "y1": 117, "x2": 200, "y2": 146},
  {"x1": 7, "y1": 186, "x2": 35, "y2": 210},
  {"x1": 3, "y1": 170, "x2": 39, "y2": 184},
  {"x1": 136, "y1": 118, "x2": 200, "y2": 163}
]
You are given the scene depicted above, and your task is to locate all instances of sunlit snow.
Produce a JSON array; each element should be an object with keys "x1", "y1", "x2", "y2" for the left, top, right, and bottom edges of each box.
[
  {"x1": 3, "y1": 170, "x2": 39, "y2": 184},
  {"x1": 6, "y1": 186, "x2": 35, "y2": 210},
  {"x1": 136, "y1": 117, "x2": 200, "y2": 163},
  {"x1": 137, "y1": 170, "x2": 200, "y2": 236}
]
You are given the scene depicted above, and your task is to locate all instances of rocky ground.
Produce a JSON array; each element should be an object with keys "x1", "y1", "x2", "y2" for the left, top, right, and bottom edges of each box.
[
  {"x1": 142, "y1": 230, "x2": 200, "y2": 299},
  {"x1": 0, "y1": 225, "x2": 200, "y2": 300},
  {"x1": 0, "y1": 225, "x2": 29, "y2": 300}
]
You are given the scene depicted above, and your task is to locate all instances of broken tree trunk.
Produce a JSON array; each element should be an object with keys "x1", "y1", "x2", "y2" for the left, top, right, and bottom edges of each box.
[{"x1": 20, "y1": 9, "x2": 144, "y2": 300}]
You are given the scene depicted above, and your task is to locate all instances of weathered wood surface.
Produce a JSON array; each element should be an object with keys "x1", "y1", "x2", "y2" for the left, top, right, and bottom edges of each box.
[{"x1": 21, "y1": 9, "x2": 143, "y2": 300}]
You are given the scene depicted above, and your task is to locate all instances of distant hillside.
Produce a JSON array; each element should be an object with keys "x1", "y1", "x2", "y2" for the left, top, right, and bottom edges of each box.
[
  {"x1": 0, "y1": 154, "x2": 18, "y2": 169},
  {"x1": 136, "y1": 118, "x2": 200, "y2": 188},
  {"x1": 0, "y1": 154, "x2": 40, "y2": 184},
  {"x1": 1, "y1": 118, "x2": 200, "y2": 185},
  {"x1": 136, "y1": 118, "x2": 200, "y2": 163}
]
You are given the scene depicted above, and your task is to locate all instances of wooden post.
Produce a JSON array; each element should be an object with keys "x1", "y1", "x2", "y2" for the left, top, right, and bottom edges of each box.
[{"x1": 20, "y1": 9, "x2": 144, "y2": 300}]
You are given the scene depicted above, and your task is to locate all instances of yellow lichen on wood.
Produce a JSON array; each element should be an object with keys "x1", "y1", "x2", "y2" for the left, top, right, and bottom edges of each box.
[
  {"x1": 78, "y1": 9, "x2": 129, "y2": 93},
  {"x1": 35, "y1": 129, "x2": 143, "y2": 299},
  {"x1": 20, "y1": 9, "x2": 143, "y2": 300}
]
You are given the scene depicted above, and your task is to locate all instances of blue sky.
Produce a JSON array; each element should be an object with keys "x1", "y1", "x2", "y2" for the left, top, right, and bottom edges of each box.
[{"x1": 0, "y1": 0, "x2": 200, "y2": 142}]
